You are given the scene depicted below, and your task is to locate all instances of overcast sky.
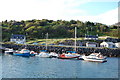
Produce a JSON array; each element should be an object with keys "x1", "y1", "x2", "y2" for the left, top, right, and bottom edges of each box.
[{"x1": 0, "y1": 0, "x2": 119, "y2": 25}]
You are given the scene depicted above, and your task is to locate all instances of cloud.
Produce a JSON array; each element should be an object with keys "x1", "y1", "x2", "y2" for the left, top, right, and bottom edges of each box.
[
  {"x1": 0, "y1": 0, "x2": 118, "y2": 25},
  {"x1": 91, "y1": 0, "x2": 119, "y2": 2},
  {"x1": 59, "y1": 8, "x2": 118, "y2": 25},
  {"x1": 96, "y1": 8, "x2": 118, "y2": 25},
  {"x1": 0, "y1": 0, "x2": 89, "y2": 21}
]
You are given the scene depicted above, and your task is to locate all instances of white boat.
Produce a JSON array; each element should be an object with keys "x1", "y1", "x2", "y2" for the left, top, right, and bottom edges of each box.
[
  {"x1": 82, "y1": 53, "x2": 107, "y2": 63},
  {"x1": 49, "y1": 52, "x2": 58, "y2": 58},
  {"x1": 36, "y1": 33, "x2": 50, "y2": 58},
  {"x1": 36, "y1": 50, "x2": 50, "y2": 58},
  {"x1": 5, "y1": 48, "x2": 14, "y2": 54}
]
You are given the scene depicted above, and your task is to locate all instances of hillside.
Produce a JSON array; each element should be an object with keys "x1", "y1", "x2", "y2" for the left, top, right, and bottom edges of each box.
[{"x1": 1, "y1": 19, "x2": 120, "y2": 41}]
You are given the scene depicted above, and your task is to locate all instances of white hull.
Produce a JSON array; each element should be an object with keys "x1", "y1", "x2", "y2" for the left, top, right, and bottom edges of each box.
[
  {"x1": 36, "y1": 52, "x2": 50, "y2": 58},
  {"x1": 83, "y1": 58, "x2": 107, "y2": 63}
]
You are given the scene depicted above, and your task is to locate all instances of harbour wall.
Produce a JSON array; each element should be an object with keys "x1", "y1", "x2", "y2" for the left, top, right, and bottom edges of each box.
[{"x1": 2, "y1": 44, "x2": 120, "y2": 57}]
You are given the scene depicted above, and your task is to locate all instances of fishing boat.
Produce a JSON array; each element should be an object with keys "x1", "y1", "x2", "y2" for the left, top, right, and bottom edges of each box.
[
  {"x1": 49, "y1": 52, "x2": 58, "y2": 58},
  {"x1": 82, "y1": 53, "x2": 107, "y2": 63},
  {"x1": 13, "y1": 49, "x2": 30, "y2": 57},
  {"x1": 36, "y1": 50, "x2": 50, "y2": 58},
  {"x1": 5, "y1": 48, "x2": 14, "y2": 54}
]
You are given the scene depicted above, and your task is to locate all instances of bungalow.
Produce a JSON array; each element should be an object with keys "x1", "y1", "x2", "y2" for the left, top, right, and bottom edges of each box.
[
  {"x1": 100, "y1": 41, "x2": 115, "y2": 48},
  {"x1": 10, "y1": 34, "x2": 26, "y2": 44},
  {"x1": 115, "y1": 42, "x2": 120, "y2": 48},
  {"x1": 84, "y1": 35, "x2": 98, "y2": 40},
  {"x1": 86, "y1": 42, "x2": 98, "y2": 47}
]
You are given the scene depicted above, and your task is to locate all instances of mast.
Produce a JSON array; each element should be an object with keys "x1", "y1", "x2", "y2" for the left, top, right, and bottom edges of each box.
[
  {"x1": 46, "y1": 33, "x2": 48, "y2": 50},
  {"x1": 75, "y1": 27, "x2": 77, "y2": 52}
]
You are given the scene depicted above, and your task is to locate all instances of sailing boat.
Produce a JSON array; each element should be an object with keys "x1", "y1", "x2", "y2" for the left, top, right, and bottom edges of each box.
[
  {"x1": 58, "y1": 27, "x2": 80, "y2": 59},
  {"x1": 36, "y1": 33, "x2": 50, "y2": 58}
]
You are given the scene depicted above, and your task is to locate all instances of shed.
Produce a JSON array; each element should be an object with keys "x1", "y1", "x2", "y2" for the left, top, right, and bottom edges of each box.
[{"x1": 86, "y1": 42, "x2": 98, "y2": 47}]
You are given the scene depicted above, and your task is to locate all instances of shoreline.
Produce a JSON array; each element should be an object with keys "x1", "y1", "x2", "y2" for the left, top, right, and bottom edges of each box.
[{"x1": 1, "y1": 43, "x2": 120, "y2": 57}]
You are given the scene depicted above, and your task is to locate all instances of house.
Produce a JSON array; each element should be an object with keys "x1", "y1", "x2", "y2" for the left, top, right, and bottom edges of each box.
[
  {"x1": 10, "y1": 34, "x2": 26, "y2": 44},
  {"x1": 86, "y1": 42, "x2": 98, "y2": 47},
  {"x1": 84, "y1": 35, "x2": 98, "y2": 40},
  {"x1": 105, "y1": 38, "x2": 120, "y2": 43},
  {"x1": 115, "y1": 42, "x2": 120, "y2": 48},
  {"x1": 100, "y1": 41, "x2": 115, "y2": 48}
]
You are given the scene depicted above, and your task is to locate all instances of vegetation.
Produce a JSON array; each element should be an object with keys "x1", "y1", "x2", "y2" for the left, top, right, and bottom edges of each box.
[{"x1": 1, "y1": 19, "x2": 120, "y2": 42}]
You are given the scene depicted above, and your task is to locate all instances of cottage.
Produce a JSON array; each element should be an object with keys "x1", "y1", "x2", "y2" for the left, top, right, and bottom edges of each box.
[
  {"x1": 100, "y1": 41, "x2": 115, "y2": 48},
  {"x1": 86, "y1": 42, "x2": 98, "y2": 47},
  {"x1": 84, "y1": 35, "x2": 98, "y2": 40},
  {"x1": 10, "y1": 34, "x2": 26, "y2": 44},
  {"x1": 115, "y1": 42, "x2": 120, "y2": 48}
]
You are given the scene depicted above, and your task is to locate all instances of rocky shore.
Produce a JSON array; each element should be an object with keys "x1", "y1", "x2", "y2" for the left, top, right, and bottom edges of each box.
[{"x1": 2, "y1": 43, "x2": 120, "y2": 57}]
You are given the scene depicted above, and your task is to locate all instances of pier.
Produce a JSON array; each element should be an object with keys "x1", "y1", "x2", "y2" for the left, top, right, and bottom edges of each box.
[{"x1": 1, "y1": 43, "x2": 120, "y2": 57}]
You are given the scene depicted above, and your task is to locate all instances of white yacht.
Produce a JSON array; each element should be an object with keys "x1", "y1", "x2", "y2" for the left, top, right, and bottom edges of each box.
[{"x1": 82, "y1": 53, "x2": 107, "y2": 63}]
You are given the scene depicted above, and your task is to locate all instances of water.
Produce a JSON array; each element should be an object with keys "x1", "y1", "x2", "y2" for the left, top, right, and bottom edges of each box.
[{"x1": 1, "y1": 53, "x2": 119, "y2": 78}]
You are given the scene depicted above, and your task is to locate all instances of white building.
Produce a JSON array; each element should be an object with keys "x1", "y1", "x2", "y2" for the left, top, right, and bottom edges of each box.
[
  {"x1": 86, "y1": 42, "x2": 98, "y2": 47},
  {"x1": 115, "y1": 42, "x2": 120, "y2": 48},
  {"x1": 10, "y1": 34, "x2": 26, "y2": 44},
  {"x1": 100, "y1": 41, "x2": 115, "y2": 48}
]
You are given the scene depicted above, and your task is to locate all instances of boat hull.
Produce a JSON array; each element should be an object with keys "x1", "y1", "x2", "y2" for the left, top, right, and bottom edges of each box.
[
  {"x1": 13, "y1": 53, "x2": 30, "y2": 57},
  {"x1": 5, "y1": 51, "x2": 13, "y2": 55},
  {"x1": 58, "y1": 56, "x2": 79, "y2": 59},
  {"x1": 49, "y1": 55, "x2": 58, "y2": 58},
  {"x1": 84, "y1": 58, "x2": 107, "y2": 63},
  {"x1": 30, "y1": 54, "x2": 35, "y2": 56}
]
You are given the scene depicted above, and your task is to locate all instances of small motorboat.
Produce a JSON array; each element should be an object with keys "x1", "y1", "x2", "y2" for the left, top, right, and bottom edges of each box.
[
  {"x1": 49, "y1": 52, "x2": 58, "y2": 58},
  {"x1": 82, "y1": 53, "x2": 107, "y2": 63},
  {"x1": 13, "y1": 49, "x2": 30, "y2": 57},
  {"x1": 30, "y1": 51, "x2": 38, "y2": 56},
  {"x1": 36, "y1": 50, "x2": 50, "y2": 58},
  {"x1": 5, "y1": 48, "x2": 14, "y2": 54}
]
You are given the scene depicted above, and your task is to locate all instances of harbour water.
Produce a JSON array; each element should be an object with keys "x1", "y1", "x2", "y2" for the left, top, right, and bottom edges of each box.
[{"x1": 1, "y1": 53, "x2": 119, "y2": 78}]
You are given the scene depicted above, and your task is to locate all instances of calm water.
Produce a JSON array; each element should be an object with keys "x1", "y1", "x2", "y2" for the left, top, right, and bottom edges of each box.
[{"x1": 1, "y1": 53, "x2": 119, "y2": 78}]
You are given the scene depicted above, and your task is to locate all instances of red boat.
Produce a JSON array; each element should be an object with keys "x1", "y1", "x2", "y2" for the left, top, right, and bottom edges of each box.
[{"x1": 58, "y1": 54, "x2": 79, "y2": 59}]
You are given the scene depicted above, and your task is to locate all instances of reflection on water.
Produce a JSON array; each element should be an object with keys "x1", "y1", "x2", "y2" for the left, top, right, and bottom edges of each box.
[{"x1": 2, "y1": 54, "x2": 119, "y2": 78}]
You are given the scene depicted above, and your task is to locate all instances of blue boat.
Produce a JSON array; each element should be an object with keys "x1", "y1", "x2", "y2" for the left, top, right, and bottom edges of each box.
[{"x1": 13, "y1": 49, "x2": 30, "y2": 57}]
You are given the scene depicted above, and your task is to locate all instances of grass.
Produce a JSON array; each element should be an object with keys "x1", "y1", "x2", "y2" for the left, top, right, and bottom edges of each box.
[{"x1": 26, "y1": 38, "x2": 84, "y2": 44}]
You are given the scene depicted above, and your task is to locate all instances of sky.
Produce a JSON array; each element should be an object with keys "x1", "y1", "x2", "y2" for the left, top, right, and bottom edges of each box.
[{"x1": 0, "y1": 0, "x2": 119, "y2": 25}]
